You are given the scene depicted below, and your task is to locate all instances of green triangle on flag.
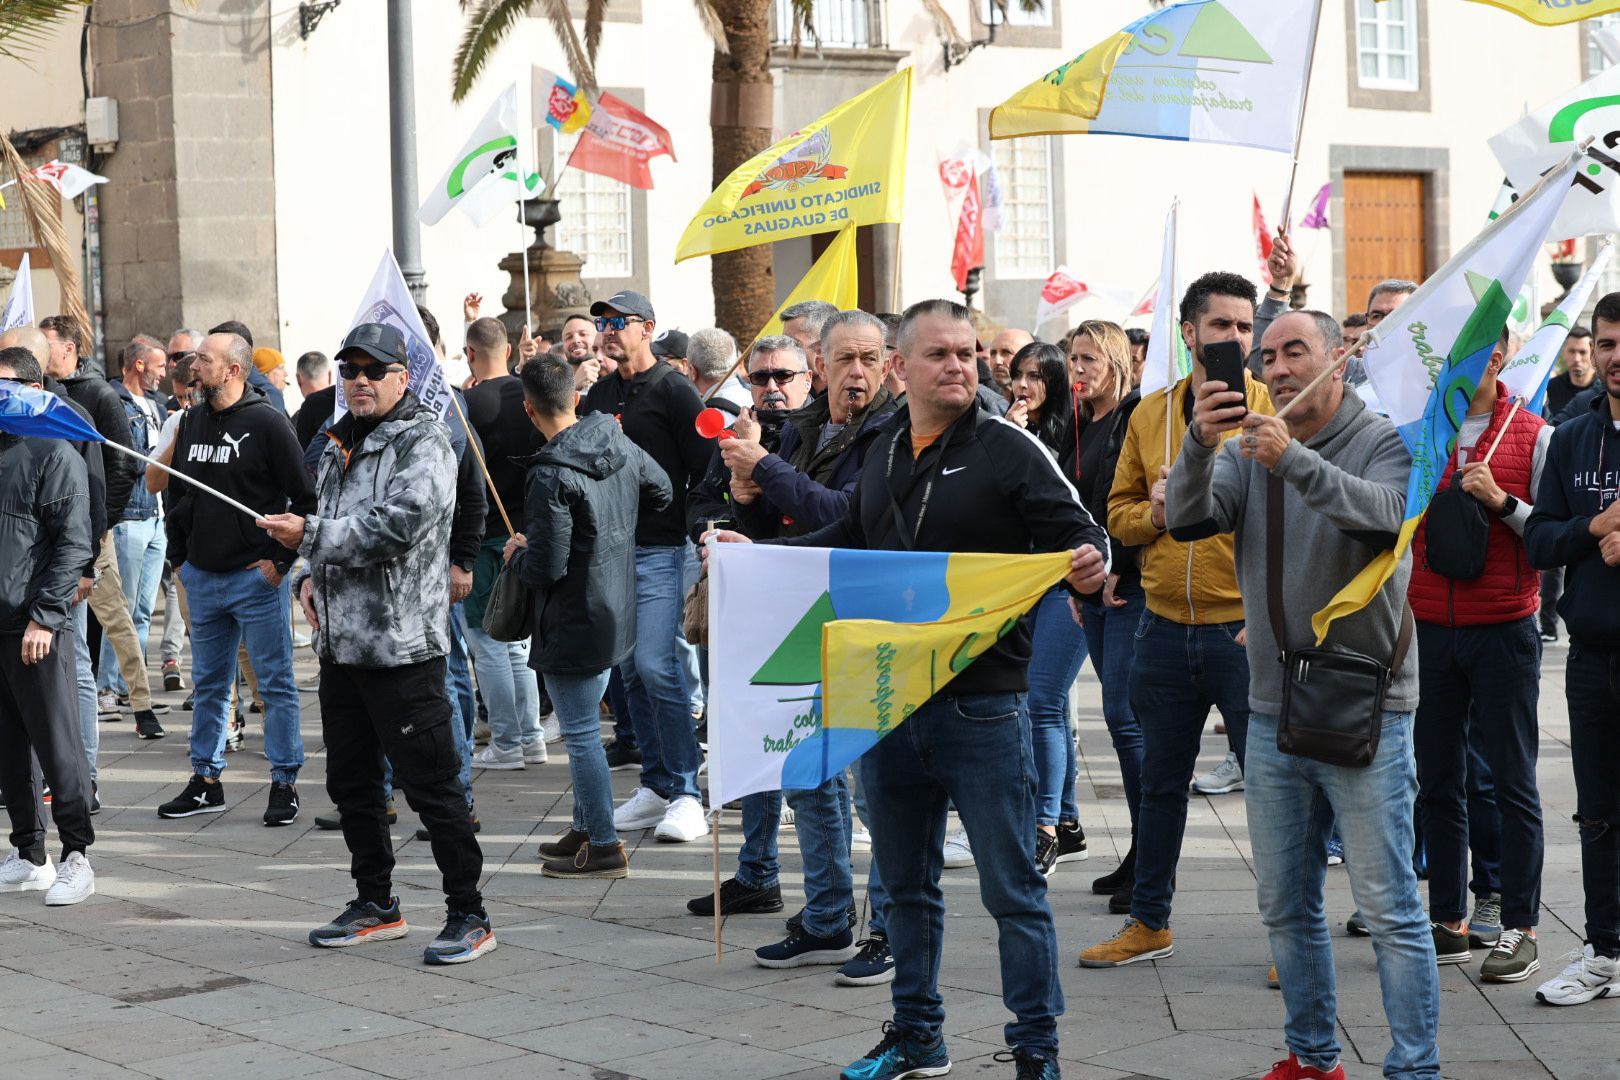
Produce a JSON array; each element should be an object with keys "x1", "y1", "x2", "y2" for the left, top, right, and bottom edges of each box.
[
  {"x1": 1464, "y1": 270, "x2": 1496, "y2": 305},
  {"x1": 751, "y1": 591, "x2": 837, "y2": 685},
  {"x1": 1179, "y1": 1, "x2": 1273, "y2": 65},
  {"x1": 1545, "y1": 308, "x2": 1572, "y2": 330}
]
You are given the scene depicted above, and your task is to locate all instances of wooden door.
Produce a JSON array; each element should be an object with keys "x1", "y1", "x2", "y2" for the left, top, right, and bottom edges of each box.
[{"x1": 1342, "y1": 172, "x2": 1427, "y2": 315}]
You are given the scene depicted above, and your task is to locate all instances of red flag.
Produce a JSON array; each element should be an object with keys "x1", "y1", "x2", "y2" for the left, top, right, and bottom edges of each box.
[
  {"x1": 950, "y1": 175, "x2": 984, "y2": 292},
  {"x1": 567, "y1": 92, "x2": 675, "y2": 189},
  {"x1": 1131, "y1": 283, "x2": 1156, "y2": 317},
  {"x1": 1253, "y1": 193, "x2": 1274, "y2": 284}
]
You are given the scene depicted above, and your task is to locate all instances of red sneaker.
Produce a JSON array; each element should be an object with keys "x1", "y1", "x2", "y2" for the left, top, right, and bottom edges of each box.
[{"x1": 1261, "y1": 1054, "x2": 1346, "y2": 1080}]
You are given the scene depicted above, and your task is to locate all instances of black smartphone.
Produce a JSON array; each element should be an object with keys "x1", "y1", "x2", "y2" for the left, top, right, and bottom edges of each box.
[{"x1": 1201, "y1": 339, "x2": 1247, "y2": 394}]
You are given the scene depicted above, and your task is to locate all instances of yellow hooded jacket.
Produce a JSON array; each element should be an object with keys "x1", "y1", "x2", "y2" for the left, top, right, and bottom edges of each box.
[{"x1": 1107, "y1": 371, "x2": 1273, "y2": 625}]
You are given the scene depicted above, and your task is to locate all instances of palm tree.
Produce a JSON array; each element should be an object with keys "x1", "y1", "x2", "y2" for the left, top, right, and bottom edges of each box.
[{"x1": 0, "y1": 0, "x2": 87, "y2": 61}]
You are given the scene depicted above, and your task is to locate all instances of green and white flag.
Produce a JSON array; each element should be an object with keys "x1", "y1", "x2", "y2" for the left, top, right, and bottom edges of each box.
[
  {"x1": 418, "y1": 84, "x2": 541, "y2": 227},
  {"x1": 1501, "y1": 238, "x2": 1613, "y2": 413},
  {"x1": 1138, "y1": 201, "x2": 1192, "y2": 401}
]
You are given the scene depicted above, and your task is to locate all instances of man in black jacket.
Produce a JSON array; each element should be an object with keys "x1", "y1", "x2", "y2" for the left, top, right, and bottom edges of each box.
[
  {"x1": 710, "y1": 299, "x2": 1108, "y2": 1078},
  {"x1": 1525, "y1": 292, "x2": 1620, "y2": 1007},
  {"x1": 0, "y1": 374, "x2": 97, "y2": 905},
  {"x1": 150, "y1": 332, "x2": 315, "y2": 827}
]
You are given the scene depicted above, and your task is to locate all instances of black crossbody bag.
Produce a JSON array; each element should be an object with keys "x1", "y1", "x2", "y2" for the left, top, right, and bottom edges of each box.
[{"x1": 1266, "y1": 474, "x2": 1412, "y2": 768}]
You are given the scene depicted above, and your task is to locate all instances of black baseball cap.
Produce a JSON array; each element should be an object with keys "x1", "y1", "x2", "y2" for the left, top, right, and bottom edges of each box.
[
  {"x1": 590, "y1": 290, "x2": 656, "y2": 323},
  {"x1": 336, "y1": 323, "x2": 409, "y2": 368},
  {"x1": 650, "y1": 329, "x2": 689, "y2": 361}
]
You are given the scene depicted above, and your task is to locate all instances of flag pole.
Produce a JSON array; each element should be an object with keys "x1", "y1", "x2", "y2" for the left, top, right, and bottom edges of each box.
[
  {"x1": 1164, "y1": 202, "x2": 1178, "y2": 465},
  {"x1": 448, "y1": 389, "x2": 515, "y2": 535},
  {"x1": 1273, "y1": 336, "x2": 1369, "y2": 422},
  {"x1": 1279, "y1": 0, "x2": 1326, "y2": 235},
  {"x1": 1480, "y1": 398, "x2": 1525, "y2": 465},
  {"x1": 710, "y1": 513, "x2": 723, "y2": 964},
  {"x1": 105, "y1": 441, "x2": 264, "y2": 521}
]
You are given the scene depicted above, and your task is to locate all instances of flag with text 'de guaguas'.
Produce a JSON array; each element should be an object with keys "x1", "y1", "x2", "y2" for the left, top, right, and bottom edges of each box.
[
  {"x1": 334, "y1": 251, "x2": 452, "y2": 424},
  {"x1": 1137, "y1": 203, "x2": 1192, "y2": 401},
  {"x1": 1, "y1": 252, "x2": 34, "y2": 332},
  {"x1": 676, "y1": 68, "x2": 910, "y2": 263},
  {"x1": 1312, "y1": 151, "x2": 1578, "y2": 643},
  {"x1": 750, "y1": 224, "x2": 860, "y2": 349},
  {"x1": 989, "y1": 0, "x2": 1320, "y2": 154},
  {"x1": 1501, "y1": 239, "x2": 1613, "y2": 416},
  {"x1": 705, "y1": 544, "x2": 1068, "y2": 804}
]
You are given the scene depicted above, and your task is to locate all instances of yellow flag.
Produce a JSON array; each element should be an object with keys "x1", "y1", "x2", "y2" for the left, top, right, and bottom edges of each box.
[
  {"x1": 753, "y1": 224, "x2": 860, "y2": 345},
  {"x1": 676, "y1": 69, "x2": 910, "y2": 263},
  {"x1": 988, "y1": 31, "x2": 1132, "y2": 139},
  {"x1": 1451, "y1": 0, "x2": 1620, "y2": 25}
]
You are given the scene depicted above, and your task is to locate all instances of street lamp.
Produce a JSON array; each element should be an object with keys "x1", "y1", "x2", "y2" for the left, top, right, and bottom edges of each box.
[{"x1": 387, "y1": 0, "x2": 426, "y2": 301}]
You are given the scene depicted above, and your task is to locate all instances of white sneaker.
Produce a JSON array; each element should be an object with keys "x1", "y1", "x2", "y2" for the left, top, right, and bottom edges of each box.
[
  {"x1": 96, "y1": 690, "x2": 120, "y2": 716},
  {"x1": 942, "y1": 828, "x2": 975, "y2": 869},
  {"x1": 471, "y1": 744, "x2": 526, "y2": 770},
  {"x1": 780, "y1": 804, "x2": 796, "y2": 827},
  {"x1": 614, "y1": 787, "x2": 669, "y2": 831},
  {"x1": 1192, "y1": 751, "x2": 1244, "y2": 795},
  {"x1": 0, "y1": 850, "x2": 55, "y2": 892},
  {"x1": 44, "y1": 852, "x2": 94, "y2": 906},
  {"x1": 541, "y1": 715, "x2": 562, "y2": 744},
  {"x1": 522, "y1": 740, "x2": 548, "y2": 765},
  {"x1": 1536, "y1": 945, "x2": 1620, "y2": 1006},
  {"x1": 654, "y1": 795, "x2": 709, "y2": 843},
  {"x1": 850, "y1": 827, "x2": 873, "y2": 852}
]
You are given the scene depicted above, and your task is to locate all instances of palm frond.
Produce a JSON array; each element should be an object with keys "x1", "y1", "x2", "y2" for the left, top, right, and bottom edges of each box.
[
  {"x1": 583, "y1": 0, "x2": 605, "y2": 69},
  {"x1": 536, "y1": 0, "x2": 597, "y2": 96},
  {"x1": 0, "y1": 129, "x2": 90, "y2": 349},
  {"x1": 0, "y1": 0, "x2": 87, "y2": 62},
  {"x1": 453, "y1": 0, "x2": 597, "y2": 104},
  {"x1": 782, "y1": 0, "x2": 817, "y2": 55},
  {"x1": 690, "y1": 0, "x2": 728, "y2": 54},
  {"x1": 920, "y1": 0, "x2": 966, "y2": 51}
]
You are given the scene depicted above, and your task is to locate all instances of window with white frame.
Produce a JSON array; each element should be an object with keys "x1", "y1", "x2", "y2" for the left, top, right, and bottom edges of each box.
[
  {"x1": 1588, "y1": 13, "x2": 1620, "y2": 74},
  {"x1": 773, "y1": 0, "x2": 874, "y2": 48},
  {"x1": 552, "y1": 135, "x2": 633, "y2": 278},
  {"x1": 976, "y1": 0, "x2": 1051, "y2": 28},
  {"x1": 1355, "y1": 0, "x2": 1419, "y2": 92},
  {"x1": 991, "y1": 137, "x2": 1053, "y2": 278}
]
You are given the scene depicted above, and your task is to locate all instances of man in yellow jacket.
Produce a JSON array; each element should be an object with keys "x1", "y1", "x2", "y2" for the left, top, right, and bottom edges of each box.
[{"x1": 1080, "y1": 266, "x2": 1285, "y2": 967}]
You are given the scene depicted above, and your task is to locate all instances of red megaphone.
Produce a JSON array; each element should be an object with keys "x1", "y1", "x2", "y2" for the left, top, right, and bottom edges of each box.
[{"x1": 695, "y1": 407, "x2": 734, "y2": 440}]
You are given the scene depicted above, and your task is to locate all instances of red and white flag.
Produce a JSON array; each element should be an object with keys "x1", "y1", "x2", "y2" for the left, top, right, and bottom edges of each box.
[
  {"x1": 1253, "y1": 193, "x2": 1274, "y2": 284},
  {"x1": 939, "y1": 150, "x2": 985, "y2": 291},
  {"x1": 1, "y1": 160, "x2": 108, "y2": 201},
  {"x1": 1035, "y1": 267, "x2": 1132, "y2": 328},
  {"x1": 568, "y1": 93, "x2": 676, "y2": 190}
]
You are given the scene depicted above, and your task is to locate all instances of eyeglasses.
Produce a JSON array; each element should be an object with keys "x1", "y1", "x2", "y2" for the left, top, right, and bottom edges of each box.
[
  {"x1": 594, "y1": 315, "x2": 645, "y2": 332},
  {"x1": 747, "y1": 368, "x2": 807, "y2": 387},
  {"x1": 338, "y1": 361, "x2": 404, "y2": 382}
]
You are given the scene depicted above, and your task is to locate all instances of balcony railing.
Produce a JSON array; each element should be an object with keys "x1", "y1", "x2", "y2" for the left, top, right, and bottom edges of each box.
[{"x1": 772, "y1": 0, "x2": 885, "y2": 49}]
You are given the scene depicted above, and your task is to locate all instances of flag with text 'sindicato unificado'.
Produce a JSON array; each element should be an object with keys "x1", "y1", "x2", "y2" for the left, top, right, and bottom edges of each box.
[
  {"x1": 989, "y1": 0, "x2": 1320, "y2": 154},
  {"x1": 1313, "y1": 151, "x2": 1578, "y2": 643},
  {"x1": 676, "y1": 68, "x2": 910, "y2": 263},
  {"x1": 418, "y1": 84, "x2": 541, "y2": 227},
  {"x1": 751, "y1": 224, "x2": 860, "y2": 348},
  {"x1": 1501, "y1": 239, "x2": 1613, "y2": 415},
  {"x1": 1, "y1": 252, "x2": 33, "y2": 332},
  {"x1": 705, "y1": 544, "x2": 1069, "y2": 805}
]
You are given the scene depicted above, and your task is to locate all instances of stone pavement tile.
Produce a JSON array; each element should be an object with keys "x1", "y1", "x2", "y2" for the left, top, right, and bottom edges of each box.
[
  {"x1": 483, "y1": 959, "x2": 676, "y2": 1003},
  {"x1": 0, "y1": 1025, "x2": 65, "y2": 1062},
  {"x1": 749, "y1": 970, "x2": 892, "y2": 1011},
  {"x1": 158, "y1": 930, "x2": 313, "y2": 969},
  {"x1": 1346, "y1": 1022, "x2": 1541, "y2": 1065},
  {"x1": 40, "y1": 1014, "x2": 252, "y2": 1064},
  {"x1": 405, "y1": 991, "x2": 609, "y2": 1038},
  {"x1": 646, "y1": 953, "x2": 834, "y2": 991},
  {"x1": 481, "y1": 909, "x2": 631, "y2": 948},
  {"x1": 236, "y1": 952, "x2": 403, "y2": 992},
  {"x1": 2, "y1": 991, "x2": 159, "y2": 1038},
  {"x1": 965, "y1": 1008, "x2": 1178, "y2": 1058},
  {"x1": 138, "y1": 1039, "x2": 361, "y2": 1080},
  {"x1": 1166, "y1": 991, "x2": 1287, "y2": 1032},
  {"x1": 546, "y1": 926, "x2": 730, "y2": 971},
  {"x1": 145, "y1": 982, "x2": 335, "y2": 1026},
  {"x1": 1078, "y1": 1030, "x2": 1283, "y2": 1079},
  {"x1": 1512, "y1": 1017, "x2": 1620, "y2": 1063},
  {"x1": 585, "y1": 982, "x2": 778, "y2": 1025},
  {"x1": 783, "y1": 1026, "x2": 1005, "y2": 1068},
  {"x1": 0, "y1": 921, "x2": 85, "y2": 959},
  {"x1": 607, "y1": 1038, "x2": 821, "y2": 1080},
  {"x1": 21, "y1": 1049, "x2": 156, "y2": 1079},
  {"x1": 694, "y1": 1000, "x2": 876, "y2": 1051},
  {"x1": 316, "y1": 969, "x2": 509, "y2": 1011},
  {"x1": 314, "y1": 1027, "x2": 530, "y2": 1078},
  {"x1": 1535, "y1": 1056, "x2": 1620, "y2": 1080},
  {"x1": 499, "y1": 1014, "x2": 710, "y2": 1061},
  {"x1": 431, "y1": 1052, "x2": 642, "y2": 1079},
  {"x1": 226, "y1": 1004, "x2": 429, "y2": 1052},
  {"x1": 846, "y1": 987, "x2": 1019, "y2": 1033}
]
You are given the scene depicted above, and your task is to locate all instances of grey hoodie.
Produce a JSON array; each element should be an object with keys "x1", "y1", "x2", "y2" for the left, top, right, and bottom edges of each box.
[{"x1": 1165, "y1": 390, "x2": 1418, "y2": 715}]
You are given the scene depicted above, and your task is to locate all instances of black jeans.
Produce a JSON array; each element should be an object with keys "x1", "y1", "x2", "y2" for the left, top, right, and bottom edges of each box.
[
  {"x1": 1565, "y1": 642, "x2": 1620, "y2": 958},
  {"x1": 319, "y1": 657, "x2": 483, "y2": 914},
  {"x1": 1413, "y1": 618, "x2": 1544, "y2": 929},
  {"x1": 0, "y1": 631, "x2": 94, "y2": 858},
  {"x1": 1539, "y1": 566, "x2": 1563, "y2": 636}
]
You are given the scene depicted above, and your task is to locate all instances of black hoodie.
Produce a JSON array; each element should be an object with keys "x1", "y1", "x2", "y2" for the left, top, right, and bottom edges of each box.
[
  {"x1": 59, "y1": 368, "x2": 134, "y2": 531},
  {"x1": 1526, "y1": 390, "x2": 1620, "y2": 648},
  {"x1": 166, "y1": 384, "x2": 315, "y2": 575}
]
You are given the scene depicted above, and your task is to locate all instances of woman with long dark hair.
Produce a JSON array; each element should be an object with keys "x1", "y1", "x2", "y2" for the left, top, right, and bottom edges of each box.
[{"x1": 1061, "y1": 320, "x2": 1145, "y2": 912}]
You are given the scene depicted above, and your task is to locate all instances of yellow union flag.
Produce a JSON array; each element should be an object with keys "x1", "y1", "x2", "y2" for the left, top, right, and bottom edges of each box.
[
  {"x1": 675, "y1": 69, "x2": 910, "y2": 263},
  {"x1": 1450, "y1": 0, "x2": 1620, "y2": 25},
  {"x1": 988, "y1": 31, "x2": 1132, "y2": 139},
  {"x1": 753, "y1": 223, "x2": 860, "y2": 345}
]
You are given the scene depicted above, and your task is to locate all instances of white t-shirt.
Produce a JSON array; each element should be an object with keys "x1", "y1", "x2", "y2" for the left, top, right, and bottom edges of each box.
[{"x1": 1453, "y1": 409, "x2": 1550, "y2": 536}]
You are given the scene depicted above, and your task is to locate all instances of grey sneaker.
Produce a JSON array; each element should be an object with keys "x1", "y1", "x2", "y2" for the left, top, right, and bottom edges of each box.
[
  {"x1": 1468, "y1": 893, "x2": 1503, "y2": 948},
  {"x1": 1191, "y1": 751, "x2": 1243, "y2": 795},
  {"x1": 1432, "y1": 921, "x2": 1472, "y2": 965},
  {"x1": 1481, "y1": 928, "x2": 1539, "y2": 983}
]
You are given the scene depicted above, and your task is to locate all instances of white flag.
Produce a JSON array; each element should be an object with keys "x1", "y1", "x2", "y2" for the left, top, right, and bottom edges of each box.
[
  {"x1": 335, "y1": 251, "x2": 452, "y2": 423},
  {"x1": 1034, "y1": 267, "x2": 1131, "y2": 329},
  {"x1": 418, "y1": 85, "x2": 540, "y2": 227},
  {"x1": 1501, "y1": 239, "x2": 1613, "y2": 412},
  {"x1": 1490, "y1": 65, "x2": 1620, "y2": 239},
  {"x1": 1, "y1": 253, "x2": 34, "y2": 332},
  {"x1": 1137, "y1": 203, "x2": 1191, "y2": 401}
]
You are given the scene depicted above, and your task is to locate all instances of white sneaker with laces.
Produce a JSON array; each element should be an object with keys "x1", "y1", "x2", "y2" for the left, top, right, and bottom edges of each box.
[
  {"x1": 541, "y1": 715, "x2": 562, "y2": 744},
  {"x1": 472, "y1": 744, "x2": 526, "y2": 770},
  {"x1": 522, "y1": 740, "x2": 548, "y2": 765},
  {"x1": 614, "y1": 787, "x2": 670, "y2": 831},
  {"x1": 44, "y1": 852, "x2": 94, "y2": 906},
  {"x1": 655, "y1": 796, "x2": 710, "y2": 842},
  {"x1": 1192, "y1": 751, "x2": 1244, "y2": 795},
  {"x1": 96, "y1": 690, "x2": 120, "y2": 716},
  {"x1": 850, "y1": 827, "x2": 873, "y2": 852},
  {"x1": 1536, "y1": 945, "x2": 1620, "y2": 1006},
  {"x1": 0, "y1": 850, "x2": 55, "y2": 892},
  {"x1": 942, "y1": 828, "x2": 975, "y2": 869}
]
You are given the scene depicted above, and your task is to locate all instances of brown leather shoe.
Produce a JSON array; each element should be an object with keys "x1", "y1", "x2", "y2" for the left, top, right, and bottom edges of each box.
[
  {"x1": 541, "y1": 841, "x2": 628, "y2": 879},
  {"x1": 1078, "y1": 918, "x2": 1173, "y2": 968},
  {"x1": 537, "y1": 828, "x2": 589, "y2": 861}
]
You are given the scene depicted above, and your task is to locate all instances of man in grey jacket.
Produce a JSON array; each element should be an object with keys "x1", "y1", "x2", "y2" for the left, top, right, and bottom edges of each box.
[
  {"x1": 261, "y1": 323, "x2": 493, "y2": 967},
  {"x1": 1166, "y1": 310, "x2": 1439, "y2": 1080}
]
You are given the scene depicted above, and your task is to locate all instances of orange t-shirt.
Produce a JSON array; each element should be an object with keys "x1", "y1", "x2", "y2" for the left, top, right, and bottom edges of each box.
[{"x1": 911, "y1": 431, "x2": 941, "y2": 460}]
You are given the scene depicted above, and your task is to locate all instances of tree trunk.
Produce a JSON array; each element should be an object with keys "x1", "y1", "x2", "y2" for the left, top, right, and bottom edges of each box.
[{"x1": 709, "y1": 0, "x2": 777, "y2": 347}]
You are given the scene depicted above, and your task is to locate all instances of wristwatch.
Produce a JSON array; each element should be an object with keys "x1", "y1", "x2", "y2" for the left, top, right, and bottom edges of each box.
[{"x1": 1497, "y1": 494, "x2": 1519, "y2": 519}]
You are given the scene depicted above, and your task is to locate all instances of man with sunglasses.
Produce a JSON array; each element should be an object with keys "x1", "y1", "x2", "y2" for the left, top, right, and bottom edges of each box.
[{"x1": 580, "y1": 290, "x2": 714, "y2": 843}]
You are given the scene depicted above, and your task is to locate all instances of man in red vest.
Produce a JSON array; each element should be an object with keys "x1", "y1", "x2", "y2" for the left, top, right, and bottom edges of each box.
[{"x1": 1408, "y1": 326, "x2": 1550, "y2": 985}]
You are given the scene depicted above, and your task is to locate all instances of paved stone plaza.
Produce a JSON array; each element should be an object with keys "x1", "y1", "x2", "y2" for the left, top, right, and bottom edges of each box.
[{"x1": 2, "y1": 636, "x2": 1614, "y2": 1080}]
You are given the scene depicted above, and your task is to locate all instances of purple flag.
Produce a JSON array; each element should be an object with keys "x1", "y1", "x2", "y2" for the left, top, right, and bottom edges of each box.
[
  {"x1": 1299, "y1": 182, "x2": 1331, "y2": 230},
  {"x1": 0, "y1": 382, "x2": 104, "y2": 443}
]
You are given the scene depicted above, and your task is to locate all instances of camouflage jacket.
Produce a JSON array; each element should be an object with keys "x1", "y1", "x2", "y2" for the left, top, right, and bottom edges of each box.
[{"x1": 297, "y1": 393, "x2": 454, "y2": 668}]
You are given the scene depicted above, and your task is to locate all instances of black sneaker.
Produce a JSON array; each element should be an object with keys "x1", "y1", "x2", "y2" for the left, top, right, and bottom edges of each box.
[
  {"x1": 423, "y1": 910, "x2": 496, "y2": 965},
  {"x1": 182, "y1": 691, "x2": 195, "y2": 711},
  {"x1": 158, "y1": 775, "x2": 225, "y2": 818},
  {"x1": 695, "y1": 716, "x2": 708, "y2": 751},
  {"x1": 835, "y1": 932, "x2": 896, "y2": 986},
  {"x1": 788, "y1": 900, "x2": 858, "y2": 934},
  {"x1": 1091, "y1": 844, "x2": 1136, "y2": 895},
  {"x1": 687, "y1": 876, "x2": 784, "y2": 916},
  {"x1": 249, "y1": 700, "x2": 263, "y2": 714},
  {"x1": 309, "y1": 897, "x2": 408, "y2": 948},
  {"x1": 89, "y1": 784, "x2": 101, "y2": 815},
  {"x1": 315, "y1": 798, "x2": 397, "y2": 831},
  {"x1": 162, "y1": 663, "x2": 184, "y2": 692},
  {"x1": 1036, "y1": 830, "x2": 1060, "y2": 877},
  {"x1": 603, "y1": 739, "x2": 642, "y2": 771},
  {"x1": 994, "y1": 1047, "x2": 1061, "y2": 1080},
  {"x1": 134, "y1": 710, "x2": 165, "y2": 739},
  {"x1": 1346, "y1": 913, "x2": 1370, "y2": 937},
  {"x1": 1054, "y1": 820, "x2": 1089, "y2": 864},
  {"x1": 1108, "y1": 879, "x2": 1132, "y2": 915},
  {"x1": 754, "y1": 925, "x2": 857, "y2": 968},
  {"x1": 264, "y1": 782, "x2": 299, "y2": 826},
  {"x1": 414, "y1": 811, "x2": 480, "y2": 842}
]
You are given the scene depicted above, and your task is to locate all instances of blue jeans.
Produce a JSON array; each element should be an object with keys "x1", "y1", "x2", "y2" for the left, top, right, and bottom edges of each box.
[
  {"x1": 180, "y1": 565, "x2": 303, "y2": 784},
  {"x1": 1027, "y1": 589, "x2": 1088, "y2": 827},
  {"x1": 620, "y1": 545, "x2": 701, "y2": 801},
  {"x1": 1247, "y1": 710, "x2": 1440, "y2": 1080},
  {"x1": 71, "y1": 602, "x2": 98, "y2": 781},
  {"x1": 849, "y1": 765, "x2": 889, "y2": 935},
  {"x1": 608, "y1": 667, "x2": 634, "y2": 747},
  {"x1": 1080, "y1": 592, "x2": 1145, "y2": 825},
  {"x1": 1129, "y1": 610, "x2": 1250, "y2": 930},
  {"x1": 679, "y1": 543, "x2": 705, "y2": 717},
  {"x1": 464, "y1": 624, "x2": 539, "y2": 753},
  {"x1": 543, "y1": 669, "x2": 617, "y2": 845},
  {"x1": 447, "y1": 605, "x2": 475, "y2": 808},
  {"x1": 735, "y1": 777, "x2": 863, "y2": 939},
  {"x1": 98, "y1": 516, "x2": 166, "y2": 694},
  {"x1": 861, "y1": 691, "x2": 1061, "y2": 1055},
  {"x1": 738, "y1": 791, "x2": 782, "y2": 890}
]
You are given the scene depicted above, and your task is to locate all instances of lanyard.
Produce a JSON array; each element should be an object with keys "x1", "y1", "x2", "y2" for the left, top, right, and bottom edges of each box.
[{"x1": 882, "y1": 420, "x2": 957, "y2": 550}]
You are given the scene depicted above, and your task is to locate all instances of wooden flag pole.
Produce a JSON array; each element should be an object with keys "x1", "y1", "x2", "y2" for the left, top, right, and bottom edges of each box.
[
  {"x1": 707, "y1": 517, "x2": 724, "y2": 964},
  {"x1": 1278, "y1": 0, "x2": 1327, "y2": 236},
  {"x1": 1273, "y1": 336, "x2": 1370, "y2": 422},
  {"x1": 1480, "y1": 398, "x2": 1525, "y2": 465},
  {"x1": 449, "y1": 388, "x2": 516, "y2": 535}
]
